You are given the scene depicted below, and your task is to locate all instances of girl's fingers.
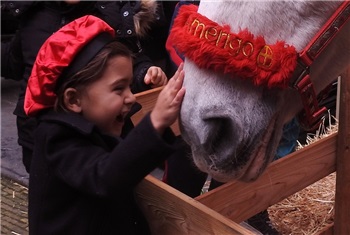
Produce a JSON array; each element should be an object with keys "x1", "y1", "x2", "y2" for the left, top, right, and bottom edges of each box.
[
  {"x1": 171, "y1": 87, "x2": 186, "y2": 106},
  {"x1": 168, "y1": 63, "x2": 184, "y2": 87},
  {"x1": 173, "y1": 70, "x2": 184, "y2": 91},
  {"x1": 174, "y1": 63, "x2": 184, "y2": 79}
]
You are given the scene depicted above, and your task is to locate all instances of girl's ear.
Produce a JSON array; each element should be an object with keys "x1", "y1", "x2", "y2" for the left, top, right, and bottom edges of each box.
[{"x1": 63, "y1": 88, "x2": 82, "y2": 113}]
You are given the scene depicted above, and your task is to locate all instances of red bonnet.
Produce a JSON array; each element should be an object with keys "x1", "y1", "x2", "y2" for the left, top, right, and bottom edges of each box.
[{"x1": 24, "y1": 15, "x2": 115, "y2": 117}]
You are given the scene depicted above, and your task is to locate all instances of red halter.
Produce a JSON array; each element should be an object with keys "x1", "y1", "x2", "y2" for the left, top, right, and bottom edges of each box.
[
  {"x1": 171, "y1": 2, "x2": 350, "y2": 130},
  {"x1": 290, "y1": 1, "x2": 350, "y2": 130}
]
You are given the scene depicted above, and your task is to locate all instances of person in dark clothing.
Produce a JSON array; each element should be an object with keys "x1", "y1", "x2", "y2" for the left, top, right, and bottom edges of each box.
[
  {"x1": 25, "y1": 15, "x2": 186, "y2": 235},
  {"x1": 1, "y1": 0, "x2": 173, "y2": 173}
]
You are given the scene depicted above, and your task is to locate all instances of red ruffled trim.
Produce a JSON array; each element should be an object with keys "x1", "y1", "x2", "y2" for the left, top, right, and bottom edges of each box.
[{"x1": 170, "y1": 4, "x2": 297, "y2": 89}]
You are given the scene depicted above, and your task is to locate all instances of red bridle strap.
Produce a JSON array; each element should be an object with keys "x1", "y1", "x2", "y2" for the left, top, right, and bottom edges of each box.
[
  {"x1": 290, "y1": 1, "x2": 350, "y2": 130},
  {"x1": 170, "y1": 4, "x2": 297, "y2": 89}
]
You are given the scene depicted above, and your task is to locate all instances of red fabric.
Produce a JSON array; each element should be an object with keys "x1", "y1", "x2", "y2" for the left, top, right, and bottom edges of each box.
[
  {"x1": 24, "y1": 15, "x2": 115, "y2": 117},
  {"x1": 166, "y1": 33, "x2": 184, "y2": 67},
  {"x1": 170, "y1": 5, "x2": 298, "y2": 89}
]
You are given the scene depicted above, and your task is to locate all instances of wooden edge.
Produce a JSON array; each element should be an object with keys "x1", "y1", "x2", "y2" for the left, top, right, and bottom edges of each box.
[
  {"x1": 134, "y1": 175, "x2": 258, "y2": 235},
  {"x1": 134, "y1": 86, "x2": 165, "y2": 98},
  {"x1": 131, "y1": 87, "x2": 181, "y2": 135},
  {"x1": 334, "y1": 66, "x2": 350, "y2": 234},
  {"x1": 195, "y1": 133, "x2": 337, "y2": 222},
  {"x1": 318, "y1": 224, "x2": 334, "y2": 235},
  {"x1": 131, "y1": 87, "x2": 163, "y2": 125}
]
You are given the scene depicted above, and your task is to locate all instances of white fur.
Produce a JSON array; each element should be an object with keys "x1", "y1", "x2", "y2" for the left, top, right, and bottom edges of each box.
[{"x1": 180, "y1": 1, "x2": 350, "y2": 182}]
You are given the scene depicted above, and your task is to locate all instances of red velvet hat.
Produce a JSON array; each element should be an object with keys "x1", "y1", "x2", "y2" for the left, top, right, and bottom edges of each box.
[{"x1": 24, "y1": 15, "x2": 115, "y2": 117}]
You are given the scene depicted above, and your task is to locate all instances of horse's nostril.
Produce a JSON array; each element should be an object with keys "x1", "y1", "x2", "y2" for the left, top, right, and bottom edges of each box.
[
  {"x1": 202, "y1": 117, "x2": 237, "y2": 153},
  {"x1": 200, "y1": 116, "x2": 253, "y2": 169}
]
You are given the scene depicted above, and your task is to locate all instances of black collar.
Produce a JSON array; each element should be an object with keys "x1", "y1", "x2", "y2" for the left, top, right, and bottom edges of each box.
[
  {"x1": 39, "y1": 110, "x2": 95, "y2": 135},
  {"x1": 38, "y1": 102, "x2": 141, "y2": 135}
]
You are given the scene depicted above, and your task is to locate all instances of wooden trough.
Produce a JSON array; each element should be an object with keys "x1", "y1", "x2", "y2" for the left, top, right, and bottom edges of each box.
[{"x1": 131, "y1": 66, "x2": 350, "y2": 235}]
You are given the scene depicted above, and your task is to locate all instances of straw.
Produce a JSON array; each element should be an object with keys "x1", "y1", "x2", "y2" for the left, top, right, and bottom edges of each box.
[{"x1": 268, "y1": 112, "x2": 338, "y2": 234}]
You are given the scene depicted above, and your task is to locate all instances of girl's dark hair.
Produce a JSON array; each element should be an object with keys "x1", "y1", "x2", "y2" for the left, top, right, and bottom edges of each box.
[{"x1": 55, "y1": 41, "x2": 133, "y2": 112}]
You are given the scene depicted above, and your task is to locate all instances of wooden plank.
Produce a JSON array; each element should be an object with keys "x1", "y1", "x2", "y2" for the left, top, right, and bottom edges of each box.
[
  {"x1": 195, "y1": 134, "x2": 337, "y2": 222},
  {"x1": 334, "y1": 67, "x2": 350, "y2": 234},
  {"x1": 134, "y1": 175, "x2": 257, "y2": 235},
  {"x1": 131, "y1": 87, "x2": 180, "y2": 135},
  {"x1": 131, "y1": 73, "x2": 347, "y2": 234},
  {"x1": 131, "y1": 87, "x2": 163, "y2": 125}
]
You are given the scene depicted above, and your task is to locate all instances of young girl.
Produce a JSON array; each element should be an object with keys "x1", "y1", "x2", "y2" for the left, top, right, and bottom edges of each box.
[
  {"x1": 24, "y1": 15, "x2": 185, "y2": 235},
  {"x1": 2, "y1": 0, "x2": 171, "y2": 174}
]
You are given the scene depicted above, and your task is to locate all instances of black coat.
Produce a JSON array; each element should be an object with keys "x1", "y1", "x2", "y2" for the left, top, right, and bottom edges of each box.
[{"x1": 29, "y1": 110, "x2": 177, "y2": 234}]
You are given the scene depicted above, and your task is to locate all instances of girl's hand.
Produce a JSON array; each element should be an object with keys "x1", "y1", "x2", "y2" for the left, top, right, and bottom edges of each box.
[
  {"x1": 144, "y1": 66, "x2": 168, "y2": 88},
  {"x1": 150, "y1": 63, "x2": 185, "y2": 134}
]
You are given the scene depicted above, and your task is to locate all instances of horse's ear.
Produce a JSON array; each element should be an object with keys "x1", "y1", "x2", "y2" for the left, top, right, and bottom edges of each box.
[{"x1": 63, "y1": 88, "x2": 82, "y2": 113}]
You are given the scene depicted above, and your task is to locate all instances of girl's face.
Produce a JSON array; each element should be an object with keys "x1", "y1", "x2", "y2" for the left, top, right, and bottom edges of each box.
[{"x1": 79, "y1": 56, "x2": 136, "y2": 137}]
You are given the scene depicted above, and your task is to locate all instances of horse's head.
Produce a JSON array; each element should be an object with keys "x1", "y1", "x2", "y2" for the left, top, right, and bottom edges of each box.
[{"x1": 176, "y1": 1, "x2": 350, "y2": 182}]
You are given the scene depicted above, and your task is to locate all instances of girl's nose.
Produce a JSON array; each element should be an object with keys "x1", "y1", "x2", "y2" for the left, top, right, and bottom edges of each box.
[{"x1": 125, "y1": 89, "x2": 136, "y2": 105}]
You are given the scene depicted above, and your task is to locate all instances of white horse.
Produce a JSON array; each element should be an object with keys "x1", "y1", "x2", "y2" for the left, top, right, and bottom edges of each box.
[{"x1": 172, "y1": 1, "x2": 350, "y2": 182}]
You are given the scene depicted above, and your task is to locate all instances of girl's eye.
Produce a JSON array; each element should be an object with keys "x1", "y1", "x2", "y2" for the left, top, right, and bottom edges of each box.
[
  {"x1": 112, "y1": 79, "x2": 132, "y2": 93},
  {"x1": 113, "y1": 86, "x2": 125, "y2": 94},
  {"x1": 114, "y1": 84, "x2": 132, "y2": 94},
  {"x1": 114, "y1": 86, "x2": 124, "y2": 91}
]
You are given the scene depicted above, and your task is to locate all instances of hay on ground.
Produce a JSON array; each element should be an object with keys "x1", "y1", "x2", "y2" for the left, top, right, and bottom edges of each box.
[
  {"x1": 268, "y1": 172, "x2": 335, "y2": 235},
  {"x1": 268, "y1": 113, "x2": 338, "y2": 235}
]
